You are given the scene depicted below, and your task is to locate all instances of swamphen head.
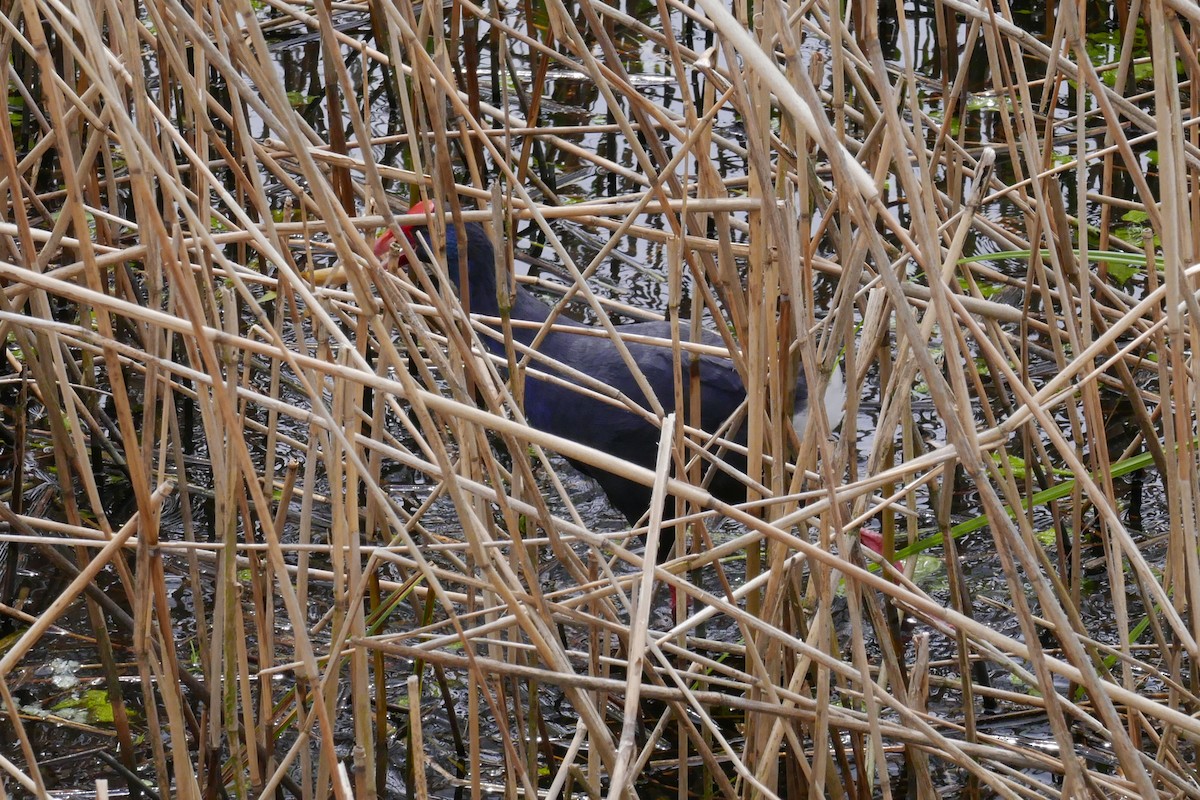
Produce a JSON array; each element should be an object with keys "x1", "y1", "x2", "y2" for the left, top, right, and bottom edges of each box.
[
  {"x1": 375, "y1": 201, "x2": 552, "y2": 329},
  {"x1": 373, "y1": 199, "x2": 443, "y2": 263}
]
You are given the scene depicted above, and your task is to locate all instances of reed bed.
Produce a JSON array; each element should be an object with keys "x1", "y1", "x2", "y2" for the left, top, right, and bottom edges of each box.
[{"x1": 1, "y1": 0, "x2": 1198, "y2": 796}]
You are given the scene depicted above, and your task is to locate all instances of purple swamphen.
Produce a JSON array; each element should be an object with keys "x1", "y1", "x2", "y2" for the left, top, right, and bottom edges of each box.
[{"x1": 377, "y1": 201, "x2": 845, "y2": 559}]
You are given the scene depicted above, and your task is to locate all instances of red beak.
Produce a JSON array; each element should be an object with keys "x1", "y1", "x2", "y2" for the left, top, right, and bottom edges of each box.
[
  {"x1": 373, "y1": 200, "x2": 437, "y2": 262},
  {"x1": 859, "y1": 528, "x2": 904, "y2": 568},
  {"x1": 373, "y1": 229, "x2": 397, "y2": 260},
  {"x1": 407, "y1": 199, "x2": 437, "y2": 217},
  {"x1": 859, "y1": 528, "x2": 885, "y2": 555}
]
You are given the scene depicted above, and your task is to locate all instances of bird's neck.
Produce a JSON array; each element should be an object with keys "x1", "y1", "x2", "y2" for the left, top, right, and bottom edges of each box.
[
  {"x1": 448, "y1": 260, "x2": 502, "y2": 320},
  {"x1": 442, "y1": 244, "x2": 569, "y2": 352},
  {"x1": 447, "y1": 256, "x2": 555, "y2": 328}
]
